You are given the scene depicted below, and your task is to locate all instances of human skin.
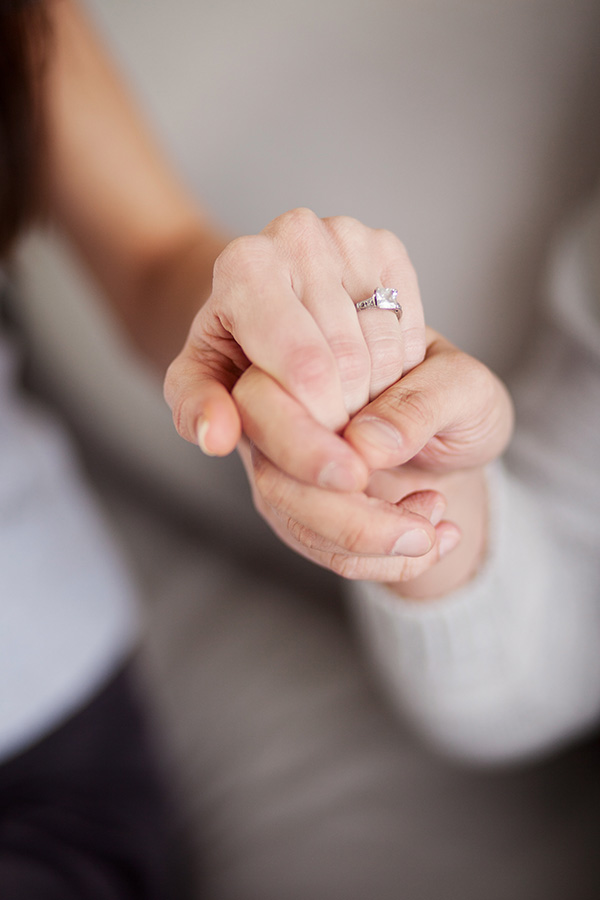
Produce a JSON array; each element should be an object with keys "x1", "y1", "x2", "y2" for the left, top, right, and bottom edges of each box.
[
  {"x1": 164, "y1": 210, "x2": 476, "y2": 576},
  {"x1": 164, "y1": 209, "x2": 429, "y2": 460},
  {"x1": 46, "y1": 1, "x2": 425, "y2": 472},
  {"x1": 45, "y1": 1, "x2": 511, "y2": 597},
  {"x1": 233, "y1": 330, "x2": 514, "y2": 596},
  {"x1": 44, "y1": 0, "x2": 226, "y2": 368}
]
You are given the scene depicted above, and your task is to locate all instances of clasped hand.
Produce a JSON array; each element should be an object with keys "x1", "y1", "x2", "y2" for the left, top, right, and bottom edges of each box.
[{"x1": 165, "y1": 209, "x2": 514, "y2": 595}]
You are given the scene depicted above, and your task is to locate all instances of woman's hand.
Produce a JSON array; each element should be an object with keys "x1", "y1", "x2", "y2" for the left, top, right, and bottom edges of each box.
[{"x1": 164, "y1": 208, "x2": 426, "y2": 477}]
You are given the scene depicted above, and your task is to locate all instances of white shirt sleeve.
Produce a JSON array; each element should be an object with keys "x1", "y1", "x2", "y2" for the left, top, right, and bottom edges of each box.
[{"x1": 350, "y1": 206, "x2": 600, "y2": 766}]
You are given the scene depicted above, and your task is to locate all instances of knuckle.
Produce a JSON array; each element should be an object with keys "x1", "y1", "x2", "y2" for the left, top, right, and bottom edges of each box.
[
  {"x1": 282, "y1": 206, "x2": 320, "y2": 231},
  {"x1": 265, "y1": 208, "x2": 329, "y2": 272},
  {"x1": 453, "y1": 348, "x2": 483, "y2": 379},
  {"x1": 471, "y1": 360, "x2": 497, "y2": 400},
  {"x1": 453, "y1": 353, "x2": 494, "y2": 407},
  {"x1": 327, "y1": 550, "x2": 433, "y2": 582},
  {"x1": 326, "y1": 216, "x2": 368, "y2": 264},
  {"x1": 336, "y1": 516, "x2": 371, "y2": 556},
  {"x1": 285, "y1": 518, "x2": 319, "y2": 549},
  {"x1": 169, "y1": 391, "x2": 192, "y2": 441},
  {"x1": 214, "y1": 234, "x2": 271, "y2": 284},
  {"x1": 288, "y1": 506, "x2": 370, "y2": 561},
  {"x1": 328, "y1": 553, "x2": 364, "y2": 580},
  {"x1": 250, "y1": 455, "x2": 300, "y2": 521},
  {"x1": 328, "y1": 335, "x2": 371, "y2": 389},
  {"x1": 328, "y1": 214, "x2": 364, "y2": 241},
  {"x1": 375, "y1": 227, "x2": 405, "y2": 255},
  {"x1": 250, "y1": 450, "x2": 277, "y2": 501},
  {"x1": 271, "y1": 207, "x2": 322, "y2": 248},
  {"x1": 376, "y1": 229, "x2": 412, "y2": 270},
  {"x1": 396, "y1": 555, "x2": 435, "y2": 583},
  {"x1": 402, "y1": 323, "x2": 427, "y2": 370},
  {"x1": 382, "y1": 386, "x2": 432, "y2": 433},
  {"x1": 368, "y1": 333, "x2": 404, "y2": 385},
  {"x1": 286, "y1": 343, "x2": 336, "y2": 396}
]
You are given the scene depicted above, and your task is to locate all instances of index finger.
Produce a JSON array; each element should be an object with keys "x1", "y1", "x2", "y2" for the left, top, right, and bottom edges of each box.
[
  {"x1": 209, "y1": 232, "x2": 350, "y2": 430},
  {"x1": 233, "y1": 365, "x2": 369, "y2": 491}
]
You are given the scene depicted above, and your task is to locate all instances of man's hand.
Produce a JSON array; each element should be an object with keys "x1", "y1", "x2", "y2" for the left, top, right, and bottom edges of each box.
[
  {"x1": 234, "y1": 330, "x2": 513, "y2": 592},
  {"x1": 237, "y1": 438, "x2": 460, "y2": 582}
]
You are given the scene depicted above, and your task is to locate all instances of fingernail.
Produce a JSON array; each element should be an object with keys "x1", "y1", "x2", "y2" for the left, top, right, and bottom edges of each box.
[
  {"x1": 352, "y1": 417, "x2": 402, "y2": 453},
  {"x1": 318, "y1": 460, "x2": 359, "y2": 492},
  {"x1": 392, "y1": 529, "x2": 432, "y2": 557},
  {"x1": 429, "y1": 500, "x2": 446, "y2": 526},
  {"x1": 197, "y1": 418, "x2": 216, "y2": 456},
  {"x1": 438, "y1": 529, "x2": 461, "y2": 558}
]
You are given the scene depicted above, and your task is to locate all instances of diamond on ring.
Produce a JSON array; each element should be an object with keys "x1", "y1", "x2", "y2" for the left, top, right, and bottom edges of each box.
[{"x1": 355, "y1": 287, "x2": 402, "y2": 320}]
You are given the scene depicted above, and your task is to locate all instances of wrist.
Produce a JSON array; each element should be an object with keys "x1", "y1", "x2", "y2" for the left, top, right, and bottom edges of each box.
[{"x1": 124, "y1": 227, "x2": 229, "y2": 371}]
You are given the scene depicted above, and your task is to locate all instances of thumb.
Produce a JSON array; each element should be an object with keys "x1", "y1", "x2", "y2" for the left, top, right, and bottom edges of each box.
[
  {"x1": 344, "y1": 331, "x2": 514, "y2": 471},
  {"x1": 163, "y1": 348, "x2": 242, "y2": 456}
]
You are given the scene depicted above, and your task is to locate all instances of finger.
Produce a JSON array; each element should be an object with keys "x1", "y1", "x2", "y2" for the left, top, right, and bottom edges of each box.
[
  {"x1": 281, "y1": 521, "x2": 461, "y2": 583},
  {"x1": 238, "y1": 440, "x2": 460, "y2": 580},
  {"x1": 394, "y1": 489, "x2": 447, "y2": 526},
  {"x1": 345, "y1": 330, "x2": 514, "y2": 471},
  {"x1": 268, "y1": 212, "x2": 425, "y2": 413},
  {"x1": 233, "y1": 366, "x2": 369, "y2": 490},
  {"x1": 164, "y1": 348, "x2": 242, "y2": 455},
  {"x1": 365, "y1": 466, "x2": 448, "y2": 505},
  {"x1": 299, "y1": 280, "x2": 373, "y2": 417},
  {"x1": 264, "y1": 211, "x2": 372, "y2": 416},
  {"x1": 354, "y1": 306, "x2": 403, "y2": 401},
  {"x1": 237, "y1": 440, "x2": 461, "y2": 580},
  {"x1": 208, "y1": 232, "x2": 349, "y2": 430},
  {"x1": 265, "y1": 487, "x2": 448, "y2": 553},
  {"x1": 325, "y1": 217, "x2": 426, "y2": 376},
  {"x1": 246, "y1": 443, "x2": 438, "y2": 559}
]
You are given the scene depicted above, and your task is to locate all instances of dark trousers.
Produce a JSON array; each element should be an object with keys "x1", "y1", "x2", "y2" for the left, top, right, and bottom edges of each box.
[{"x1": 0, "y1": 664, "x2": 178, "y2": 899}]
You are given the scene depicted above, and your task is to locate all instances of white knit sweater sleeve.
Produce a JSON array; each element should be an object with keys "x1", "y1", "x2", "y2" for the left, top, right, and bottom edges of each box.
[{"x1": 350, "y1": 211, "x2": 600, "y2": 765}]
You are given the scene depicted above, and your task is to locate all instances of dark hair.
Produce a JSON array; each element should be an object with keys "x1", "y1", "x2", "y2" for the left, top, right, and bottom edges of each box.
[{"x1": 0, "y1": 1, "x2": 49, "y2": 257}]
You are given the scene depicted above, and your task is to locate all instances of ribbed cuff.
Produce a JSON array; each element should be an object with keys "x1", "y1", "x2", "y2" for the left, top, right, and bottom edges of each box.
[{"x1": 349, "y1": 463, "x2": 548, "y2": 698}]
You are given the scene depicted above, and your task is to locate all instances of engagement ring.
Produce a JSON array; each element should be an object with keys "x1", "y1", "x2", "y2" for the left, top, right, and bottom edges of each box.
[{"x1": 355, "y1": 287, "x2": 402, "y2": 320}]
